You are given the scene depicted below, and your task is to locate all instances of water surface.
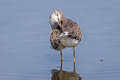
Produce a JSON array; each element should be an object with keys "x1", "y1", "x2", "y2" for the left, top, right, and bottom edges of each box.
[{"x1": 0, "y1": 0, "x2": 120, "y2": 80}]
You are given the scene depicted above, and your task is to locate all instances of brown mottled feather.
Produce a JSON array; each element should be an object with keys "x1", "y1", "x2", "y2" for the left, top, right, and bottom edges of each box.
[
  {"x1": 50, "y1": 29, "x2": 65, "y2": 50},
  {"x1": 60, "y1": 18, "x2": 82, "y2": 41}
]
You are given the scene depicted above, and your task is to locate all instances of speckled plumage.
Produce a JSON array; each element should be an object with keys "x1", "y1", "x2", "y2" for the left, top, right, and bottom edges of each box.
[
  {"x1": 60, "y1": 17, "x2": 82, "y2": 42},
  {"x1": 50, "y1": 29, "x2": 65, "y2": 50},
  {"x1": 49, "y1": 10, "x2": 82, "y2": 52}
]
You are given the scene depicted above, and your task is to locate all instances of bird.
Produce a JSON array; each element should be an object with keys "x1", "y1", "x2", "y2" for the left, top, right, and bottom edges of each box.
[{"x1": 49, "y1": 10, "x2": 82, "y2": 62}]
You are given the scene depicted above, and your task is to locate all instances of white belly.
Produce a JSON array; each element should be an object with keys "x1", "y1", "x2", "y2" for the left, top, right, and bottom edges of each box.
[{"x1": 60, "y1": 38, "x2": 79, "y2": 47}]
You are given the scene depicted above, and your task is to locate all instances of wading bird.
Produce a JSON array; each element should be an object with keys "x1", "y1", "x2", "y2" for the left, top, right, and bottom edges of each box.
[{"x1": 49, "y1": 10, "x2": 82, "y2": 62}]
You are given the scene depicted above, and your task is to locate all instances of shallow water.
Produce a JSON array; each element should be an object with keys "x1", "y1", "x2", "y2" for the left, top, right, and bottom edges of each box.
[{"x1": 0, "y1": 0, "x2": 120, "y2": 80}]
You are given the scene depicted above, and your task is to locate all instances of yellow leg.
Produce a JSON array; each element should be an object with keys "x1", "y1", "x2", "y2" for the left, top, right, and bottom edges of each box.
[{"x1": 73, "y1": 47, "x2": 76, "y2": 63}]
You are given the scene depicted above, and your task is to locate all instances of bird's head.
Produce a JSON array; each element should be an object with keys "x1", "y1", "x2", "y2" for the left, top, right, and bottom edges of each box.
[{"x1": 49, "y1": 10, "x2": 63, "y2": 29}]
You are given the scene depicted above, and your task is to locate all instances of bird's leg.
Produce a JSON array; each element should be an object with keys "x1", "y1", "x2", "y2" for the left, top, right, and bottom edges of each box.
[
  {"x1": 60, "y1": 48, "x2": 63, "y2": 62},
  {"x1": 60, "y1": 58, "x2": 63, "y2": 71},
  {"x1": 73, "y1": 47, "x2": 76, "y2": 63},
  {"x1": 73, "y1": 59, "x2": 76, "y2": 73}
]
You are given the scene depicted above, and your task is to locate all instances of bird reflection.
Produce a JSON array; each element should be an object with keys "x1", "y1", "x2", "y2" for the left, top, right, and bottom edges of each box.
[{"x1": 51, "y1": 61, "x2": 82, "y2": 80}]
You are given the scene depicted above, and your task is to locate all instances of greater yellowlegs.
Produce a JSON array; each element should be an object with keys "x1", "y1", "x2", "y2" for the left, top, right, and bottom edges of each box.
[{"x1": 49, "y1": 10, "x2": 82, "y2": 62}]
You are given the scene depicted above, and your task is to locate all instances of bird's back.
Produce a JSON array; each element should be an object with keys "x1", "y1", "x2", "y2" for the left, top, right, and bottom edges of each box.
[{"x1": 60, "y1": 18, "x2": 82, "y2": 43}]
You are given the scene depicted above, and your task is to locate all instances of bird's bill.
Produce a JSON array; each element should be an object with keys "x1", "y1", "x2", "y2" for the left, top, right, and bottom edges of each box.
[{"x1": 58, "y1": 18, "x2": 61, "y2": 27}]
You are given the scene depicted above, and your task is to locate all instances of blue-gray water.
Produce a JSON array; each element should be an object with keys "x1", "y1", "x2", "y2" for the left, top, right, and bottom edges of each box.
[{"x1": 0, "y1": 0, "x2": 120, "y2": 80}]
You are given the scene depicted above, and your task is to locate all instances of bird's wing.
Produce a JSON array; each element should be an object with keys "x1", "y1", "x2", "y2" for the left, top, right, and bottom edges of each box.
[
  {"x1": 61, "y1": 18, "x2": 82, "y2": 41},
  {"x1": 50, "y1": 29, "x2": 65, "y2": 50}
]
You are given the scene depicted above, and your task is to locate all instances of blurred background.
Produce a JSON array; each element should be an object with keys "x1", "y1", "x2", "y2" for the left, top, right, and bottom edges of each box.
[{"x1": 0, "y1": 0, "x2": 120, "y2": 80}]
